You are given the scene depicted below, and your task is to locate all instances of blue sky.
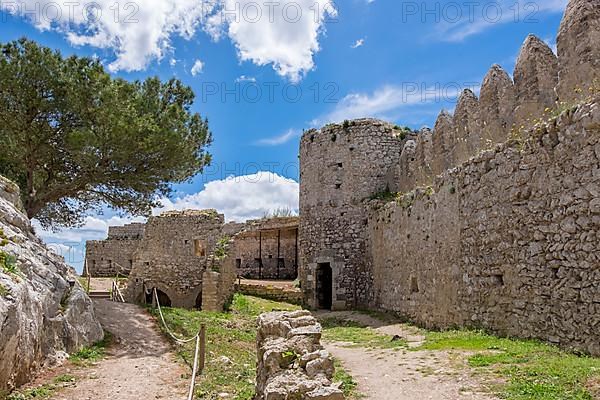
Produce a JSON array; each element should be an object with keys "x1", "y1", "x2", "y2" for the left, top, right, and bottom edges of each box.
[{"x1": 0, "y1": 0, "x2": 567, "y2": 272}]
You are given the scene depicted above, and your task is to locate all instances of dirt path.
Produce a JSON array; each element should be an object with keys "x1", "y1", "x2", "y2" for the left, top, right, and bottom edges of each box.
[
  {"x1": 318, "y1": 311, "x2": 496, "y2": 400},
  {"x1": 50, "y1": 300, "x2": 187, "y2": 400}
]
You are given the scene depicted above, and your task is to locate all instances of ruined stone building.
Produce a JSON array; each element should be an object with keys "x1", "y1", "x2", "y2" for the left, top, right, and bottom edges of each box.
[
  {"x1": 235, "y1": 217, "x2": 299, "y2": 280},
  {"x1": 86, "y1": 212, "x2": 298, "y2": 309},
  {"x1": 299, "y1": 0, "x2": 600, "y2": 356},
  {"x1": 85, "y1": 223, "x2": 145, "y2": 277}
]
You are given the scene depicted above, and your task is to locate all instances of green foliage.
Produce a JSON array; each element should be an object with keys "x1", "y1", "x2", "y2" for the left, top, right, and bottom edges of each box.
[
  {"x1": 320, "y1": 317, "x2": 407, "y2": 349},
  {"x1": 149, "y1": 294, "x2": 299, "y2": 399},
  {"x1": 343, "y1": 120, "x2": 351, "y2": 130},
  {"x1": 0, "y1": 228, "x2": 19, "y2": 276},
  {"x1": 0, "y1": 283, "x2": 8, "y2": 297},
  {"x1": 0, "y1": 38, "x2": 213, "y2": 229},
  {"x1": 5, "y1": 386, "x2": 54, "y2": 400},
  {"x1": 263, "y1": 207, "x2": 295, "y2": 219},
  {"x1": 393, "y1": 125, "x2": 412, "y2": 140},
  {"x1": 418, "y1": 329, "x2": 600, "y2": 399},
  {"x1": 369, "y1": 188, "x2": 400, "y2": 202},
  {"x1": 69, "y1": 331, "x2": 112, "y2": 366}
]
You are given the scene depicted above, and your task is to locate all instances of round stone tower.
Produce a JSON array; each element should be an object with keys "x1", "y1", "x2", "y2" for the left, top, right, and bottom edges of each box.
[{"x1": 298, "y1": 119, "x2": 406, "y2": 310}]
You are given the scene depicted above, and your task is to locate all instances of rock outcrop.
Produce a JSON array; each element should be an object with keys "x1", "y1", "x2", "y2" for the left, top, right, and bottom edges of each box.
[
  {"x1": 256, "y1": 310, "x2": 344, "y2": 400},
  {"x1": 0, "y1": 175, "x2": 103, "y2": 392}
]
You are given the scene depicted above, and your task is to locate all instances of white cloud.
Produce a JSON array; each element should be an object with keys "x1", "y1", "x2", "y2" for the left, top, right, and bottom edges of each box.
[
  {"x1": 210, "y1": 0, "x2": 337, "y2": 82},
  {"x1": 255, "y1": 129, "x2": 301, "y2": 146},
  {"x1": 236, "y1": 75, "x2": 257, "y2": 83},
  {"x1": 191, "y1": 59, "x2": 205, "y2": 76},
  {"x1": 431, "y1": 0, "x2": 568, "y2": 42},
  {"x1": 351, "y1": 38, "x2": 365, "y2": 49},
  {"x1": 2, "y1": 0, "x2": 335, "y2": 80},
  {"x1": 157, "y1": 172, "x2": 299, "y2": 221}
]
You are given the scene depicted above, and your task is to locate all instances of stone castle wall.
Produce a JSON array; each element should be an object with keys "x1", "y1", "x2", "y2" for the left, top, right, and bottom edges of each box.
[
  {"x1": 369, "y1": 100, "x2": 600, "y2": 355},
  {"x1": 299, "y1": 0, "x2": 600, "y2": 354}
]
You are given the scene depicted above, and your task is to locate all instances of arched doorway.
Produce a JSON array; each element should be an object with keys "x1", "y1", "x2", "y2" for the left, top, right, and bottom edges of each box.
[
  {"x1": 316, "y1": 263, "x2": 333, "y2": 310},
  {"x1": 149, "y1": 288, "x2": 172, "y2": 307}
]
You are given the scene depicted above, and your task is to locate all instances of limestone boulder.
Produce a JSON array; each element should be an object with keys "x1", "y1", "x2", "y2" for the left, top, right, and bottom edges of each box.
[{"x1": 0, "y1": 175, "x2": 103, "y2": 392}]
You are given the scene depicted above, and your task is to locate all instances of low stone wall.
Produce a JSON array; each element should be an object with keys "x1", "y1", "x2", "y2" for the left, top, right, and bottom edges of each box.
[
  {"x1": 236, "y1": 282, "x2": 303, "y2": 305},
  {"x1": 256, "y1": 311, "x2": 344, "y2": 400}
]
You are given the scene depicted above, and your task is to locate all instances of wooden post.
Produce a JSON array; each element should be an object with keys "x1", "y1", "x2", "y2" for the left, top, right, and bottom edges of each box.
[
  {"x1": 198, "y1": 324, "x2": 206, "y2": 375},
  {"x1": 84, "y1": 259, "x2": 91, "y2": 294}
]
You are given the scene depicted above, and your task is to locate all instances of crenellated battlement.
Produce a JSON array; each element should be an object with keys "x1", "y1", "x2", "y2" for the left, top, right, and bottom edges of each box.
[{"x1": 391, "y1": 0, "x2": 599, "y2": 192}]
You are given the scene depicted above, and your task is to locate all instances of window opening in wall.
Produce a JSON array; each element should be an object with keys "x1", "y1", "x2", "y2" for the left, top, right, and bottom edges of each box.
[
  {"x1": 410, "y1": 276, "x2": 419, "y2": 293},
  {"x1": 335, "y1": 183, "x2": 342, "y2": 189},
  {"x1": 493, "y1": 274, "x2": 504, "y2": 286},
  {"x1": 184, "y1": 239, "x2": 189, "y2": 245},
  {"x1": 316, "y1": 263, "x2": 333, "y2": 310},
  {"x1": 236, "y1": 259, "x2": 242, "y2": 269},
  {"x1": 194, "y1": 239, "x2": 206, "y2": 257}
]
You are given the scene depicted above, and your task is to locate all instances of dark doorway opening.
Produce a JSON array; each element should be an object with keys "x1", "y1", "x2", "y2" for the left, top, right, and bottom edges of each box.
[
  {"x1": 195, "y1": 291, "x2": 203, "y2": 310},
  {"x1": 154, "y1": 289, "x2": 172, "y2": 307},
  {"x1": 316, "y1": 263, "x2": 333, "y2": 310}
]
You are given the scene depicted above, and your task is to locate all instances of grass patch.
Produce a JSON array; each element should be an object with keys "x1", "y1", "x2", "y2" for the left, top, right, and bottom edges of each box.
[
  {"x1": 69, "y1": 331, "x2": 112, "y2": 366},
  {"x1": 150, "y1": 294, "x2": 299, "y2": 399},
  {"x1": 3, "y1": 375, "x2": 77, "y2": 400},
  {"x1": 320, "y1": 317, "x2": 406, "y2": 349},
  {"x1": 418, "y1": 329, "x2": 600, "y2": 399},
  {"x1": 77, "y1": 277, "x2": 89, "y2": 292},
  {"x1": 333, "y1": 360, "x2": 362, "y2": 399}
]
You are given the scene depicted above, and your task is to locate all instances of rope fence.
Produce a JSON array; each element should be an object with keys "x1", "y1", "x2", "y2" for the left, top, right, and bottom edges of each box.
[{"x1": 153, "y1": 288, "x2": 205, "y2": 400}]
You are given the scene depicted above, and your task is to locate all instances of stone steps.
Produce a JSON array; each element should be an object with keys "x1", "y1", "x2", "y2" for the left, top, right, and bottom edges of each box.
[{"x1": 89, "y1": 291, "x2": 111, "y2": 300}]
